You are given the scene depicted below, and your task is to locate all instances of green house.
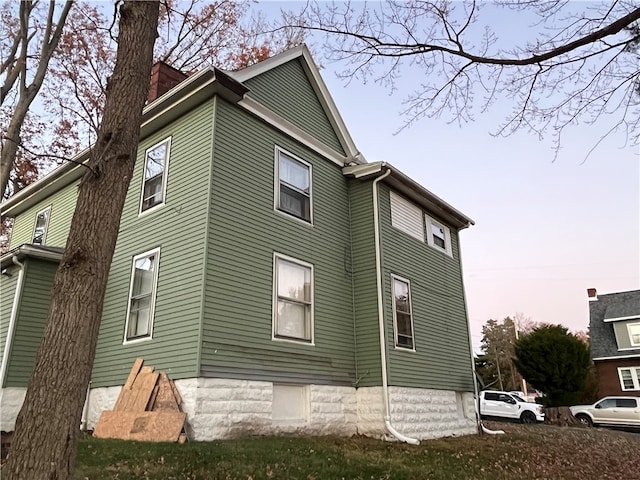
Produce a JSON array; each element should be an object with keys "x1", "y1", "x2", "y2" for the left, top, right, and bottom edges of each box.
[{"x1": 0, "y1": 45, "x2": 476, "y2": 441}]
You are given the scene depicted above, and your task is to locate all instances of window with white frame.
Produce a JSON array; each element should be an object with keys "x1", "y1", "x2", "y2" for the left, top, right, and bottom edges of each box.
[
  {"x1": 273, "y1": 255, "x2": 313, "y2": 343},
  {"x1": 140, "y1": 138, "x2": 171, "y2": 213},
  {"x1": 425, "y1": 214, "x2": 452, "y2": 256},
  {"x1": 275, "y1": 148, "x2": 312, "y2": 223},
  {"x1": 389, "y1": 191, "x2": 424, "y2": 242},
  {"x1": 392, "y1": 275, "x2": 415, "y2": 350},
  {"x1": 628, "y1": 323, "x2": 640, "y2": 347},
  {"x1": 124, "y1": 249, "x2": 160, "y2": 341},
  {"x1": 32, "y1": 206, "x2": 51, "y2": 245},
  {"x1": 618, "y1": 367, "x2": 640, "y2": 391}
]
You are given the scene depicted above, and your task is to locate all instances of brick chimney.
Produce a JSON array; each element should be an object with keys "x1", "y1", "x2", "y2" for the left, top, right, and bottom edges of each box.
[
  {"x1": 148, "y1": 62, "x2": 188, "y2": 103},
  {"x1": 587, "y1": 288, "x2": 598, "y2": 300}
]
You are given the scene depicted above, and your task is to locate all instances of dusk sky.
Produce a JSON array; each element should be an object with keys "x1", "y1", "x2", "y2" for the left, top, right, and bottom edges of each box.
[{"x1": 258, "y1": 2, "x2": 640, "y2": 351}]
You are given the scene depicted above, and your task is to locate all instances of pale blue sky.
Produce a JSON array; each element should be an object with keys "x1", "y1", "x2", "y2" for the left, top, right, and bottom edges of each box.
[{"x1": 257, "y1": 1, "x2": 640, "y2": 350}]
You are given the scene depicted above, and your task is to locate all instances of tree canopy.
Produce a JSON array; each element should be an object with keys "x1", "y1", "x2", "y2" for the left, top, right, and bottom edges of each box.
[
  {"x1": 289, "y1": 1, "x2": 640, "y2": 158},
  {"x1": 478, "y1": 315, "x2": 534, "y2": 391},
  {"x1": 514, "y1": 325, "x2": 591, "y2": 407},
  {"x1": 0, "y1": 0, "x2": 303, "y2": 199}
]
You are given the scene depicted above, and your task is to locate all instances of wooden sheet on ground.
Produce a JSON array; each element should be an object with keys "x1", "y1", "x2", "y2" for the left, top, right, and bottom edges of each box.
[
  {"x1": 113, "y1": 358, "x2": 144, "y2": 411},
  {"x1": 93, "y1": 411, "x2": 186, "y2": 442}
]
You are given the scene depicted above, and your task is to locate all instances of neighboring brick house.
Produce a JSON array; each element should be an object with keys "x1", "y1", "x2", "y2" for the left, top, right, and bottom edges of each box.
[
  {"x1": 1, "y1": 45, "x2": 477, "y2": 442},
  {"x1": 588, "y1": 288, "x2": 640, "y2": 396}
]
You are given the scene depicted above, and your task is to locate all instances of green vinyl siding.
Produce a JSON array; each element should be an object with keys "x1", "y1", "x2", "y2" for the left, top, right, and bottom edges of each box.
[
  {"x1": 201, "y1": 98, "x2": 354, "y2": 385},
  {"x1": 3, "y1": 258, "x2": 58, "y2": 387},
  {"x1": 379, "y1": 184, "x2": 474, "y2": 392},
  {"x1": 348, "y1": 179, "x2": 382, "y2": 387},
  {"x1": 8, "y1": 180, "x2": 79, "y2": 249},
  {"x1": 90, "y1": 101, "x2": 215, "y2": 387},
  {"x1": 243, "y1": 59, "x2": 346, "y2": 156},
  {"x1": 0, "y1": 267, "x2": 20, "y2": 381}
]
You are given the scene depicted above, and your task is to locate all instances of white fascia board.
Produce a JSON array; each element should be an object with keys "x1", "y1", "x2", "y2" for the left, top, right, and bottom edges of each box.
[
  {"x1": 593, "y1": 353, "x2": 640, "y2": 361},
  {"x1": 342, "y1": 162, "x2": 384, "y2": 178},
  {"x1": 604, "y1": 315, "x2": 640, "y2": 323},
  {"x1": 0, "y1": 244, "x2": 64, "y2": 268},
  {"x1": 298, "y1": 46, "x2": 363, "y2": 163},
  {"x1": 238, "y1": 96, "x2": 348, "y2": 167},
  {"x1": 229, "y1": 44, "x2": 365, "y2": 164},
  {"x1": 343, "y1": 161, "x2": 475, "y2": 229},
  {"x1": 229, "y1": 45, "x2": 306, "y2": 82}
]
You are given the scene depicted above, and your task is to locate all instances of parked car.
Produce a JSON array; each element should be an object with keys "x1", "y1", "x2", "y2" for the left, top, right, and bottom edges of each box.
[
  {"x1": 479, "y1": 390, "x2": 545, "y2": 423},
  {"x1": 570, "y1": 396, "x2": 640, "y2": 428}
]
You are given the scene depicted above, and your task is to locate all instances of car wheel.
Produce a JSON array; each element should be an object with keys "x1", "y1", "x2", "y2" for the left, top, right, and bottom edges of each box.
[
  {"x1": 575, "y1": 414, "x2": 593, "y2": 427},
  {"x1": 520, "y1": 411, "x2": 536, "y2": 424}
]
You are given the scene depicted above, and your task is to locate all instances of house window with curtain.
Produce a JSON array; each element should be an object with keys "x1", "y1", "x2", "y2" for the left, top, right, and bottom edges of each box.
[
  {"x1": 140, "y1": 138, "x2": 171, "y2": 213},
  {"x1": 273, "y1": 254, "x2": 313, "y2": 343},
  {"x1": 392, "y1": 274, "x2": 415, "y2": 350},
  {"x1": 124, "y1": 248, "x2": 160, "y2": 342},
  {"x1": 275, "y1": 148, "x2": 312, "y2": 223}
]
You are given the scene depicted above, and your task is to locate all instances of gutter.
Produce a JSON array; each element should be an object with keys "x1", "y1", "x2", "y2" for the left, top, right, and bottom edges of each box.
[
  {"x1": 0, "y1": 256, "x2": 26, "y2": 389},
  {"x1": 372, "y1": 168, "x2": 420, "y2": 445}
]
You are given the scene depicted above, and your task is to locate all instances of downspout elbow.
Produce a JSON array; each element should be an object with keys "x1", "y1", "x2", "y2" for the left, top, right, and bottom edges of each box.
[{"x1": 385, "y1": 418, "x2": 420, "y2": 445}]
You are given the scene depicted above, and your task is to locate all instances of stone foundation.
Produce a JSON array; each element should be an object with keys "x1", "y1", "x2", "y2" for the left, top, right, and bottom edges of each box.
[{"x1": 2, "y1": 380, "x2": 477, "y2": 441}]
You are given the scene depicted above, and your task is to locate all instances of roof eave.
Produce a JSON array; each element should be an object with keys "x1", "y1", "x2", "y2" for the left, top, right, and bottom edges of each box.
[
  {"x1": 1, "y1": 244, "x2": 65, "y2": 269},
  {"x1": 1, "y1": 68, "x2": 248, "y2": 218},
  {"x1": 343, "y1": 162, "x2": 475, "y2": 230}
]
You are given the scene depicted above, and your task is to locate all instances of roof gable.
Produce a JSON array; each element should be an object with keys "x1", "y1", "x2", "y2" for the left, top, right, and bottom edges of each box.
[
  {"x1": 590, "y1": 289, "x2": 640, "y2": 359},
  {"x1": 229, "y1": 45, "x2": 362, "y2": 163}
]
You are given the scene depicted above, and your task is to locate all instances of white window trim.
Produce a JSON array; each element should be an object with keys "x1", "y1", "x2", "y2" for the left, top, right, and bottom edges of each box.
[
  {"x1": 391, "y1": 273, "x2": 416, "y2": 352},
  {"x1": 618, "y1": 366, "x2": 640, "y2": 391},
  {"x1": 123, "y1": 248, "x2": 161, "y2": 344},
  {"x1": 627, "y1": 322, "x2": 640, "y2": 347},
  {"x1": 272, "y1": 252, "x2": 315, "y2": 346},
  {"x1": 32, "y1": 205, "x2": 52, "y2": 245},
  {"x1": 273, "y1": 146, "x2": 313, "y2": 226},
  {"x1": 425, "y1": 214, "x2": 453, "y2": 257},
  {"x1": 139, "y1": 137, "x2": 172, "y2": 217}
]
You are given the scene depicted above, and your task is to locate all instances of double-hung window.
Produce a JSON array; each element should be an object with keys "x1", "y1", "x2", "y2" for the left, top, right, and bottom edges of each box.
[
  {"x1": 392, "y1": 275, "x2": 415, "y2": 350},
  {"x1": 32, "y1": 206, "x2": 51, "y2": 245},
  {"x1": 273, "y1": 254, "x2": 313, "y2": 343},
  {"x1": 140, "y1": 138, "x2": 171, "y2": 213},
  {"x1": 618, "y1": 367, "x2": 640, "y2": 391},
  {"x1": 124, "y1": 249, "x2": 160, "y2": 342},
  {"x1": 276, "y1": 148, "x2": 312, "y2": 223},
  {"x1": 425, "y1": 214, "x2": 452, "y2": 256}
]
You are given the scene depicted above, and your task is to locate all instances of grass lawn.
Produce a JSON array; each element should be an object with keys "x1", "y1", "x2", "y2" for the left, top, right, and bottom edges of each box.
[{"x1": 69, "y1": 422, "x2": 638, "y2": 479}]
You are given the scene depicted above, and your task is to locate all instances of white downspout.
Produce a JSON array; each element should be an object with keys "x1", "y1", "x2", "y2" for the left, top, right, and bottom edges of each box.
[
  {"x1": 0, "y1": 256, "x2": 26, "y2": 389},
  {"x1": 372, "y1": 168, "x2": 420, "y2": 446}
]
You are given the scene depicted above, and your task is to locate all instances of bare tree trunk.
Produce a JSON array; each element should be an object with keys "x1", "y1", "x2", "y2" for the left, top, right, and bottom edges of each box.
[
  {"x1": 2, "y1": 2, "x2": 159, "y2": 479},
  {"x1": 0, "y1": 1, "x2": 73, "y2": 197}
]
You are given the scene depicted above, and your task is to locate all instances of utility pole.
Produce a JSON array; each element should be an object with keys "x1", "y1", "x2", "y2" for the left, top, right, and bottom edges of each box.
[
  {"x1": 494, "y1": 346, "x2": 504, "y2": 391},
  {"x1": 513, "y1": 317, "x2": 528, "y2": 397}
]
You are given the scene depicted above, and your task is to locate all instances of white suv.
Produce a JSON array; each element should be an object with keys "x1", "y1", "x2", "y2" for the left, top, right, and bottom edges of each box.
[{"x1": 480, "y1": 390, "x2": 545, "y2": 423}]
